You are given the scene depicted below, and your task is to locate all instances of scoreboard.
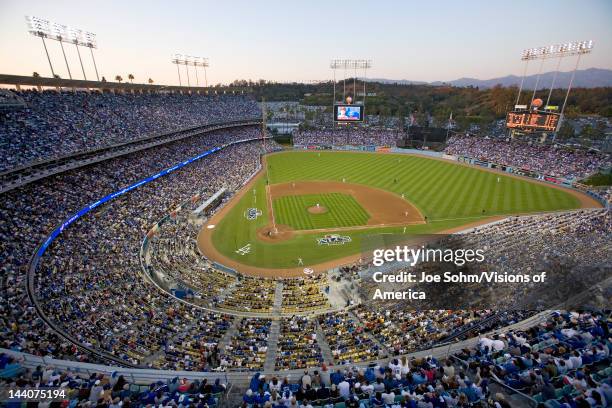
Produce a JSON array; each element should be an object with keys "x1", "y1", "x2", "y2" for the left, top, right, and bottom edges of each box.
[{"x1": 506, "y1": 111, "x2": 560, "y2": 132}]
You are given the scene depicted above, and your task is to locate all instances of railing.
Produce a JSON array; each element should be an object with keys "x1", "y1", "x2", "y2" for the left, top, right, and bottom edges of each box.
[{"x1": 490, "y1": 377, "x2": 538, "y2": 407}]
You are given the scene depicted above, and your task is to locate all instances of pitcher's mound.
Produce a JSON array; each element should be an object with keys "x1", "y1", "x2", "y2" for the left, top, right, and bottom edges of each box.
[
  {"x1": 307, "y1": 205, "x2": 328, "y2": 214},
  {"x1": 257, "y1": 224, "x2": 294, "y2": 242}
]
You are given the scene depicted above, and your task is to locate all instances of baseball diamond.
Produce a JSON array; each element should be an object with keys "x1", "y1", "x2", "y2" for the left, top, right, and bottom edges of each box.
[
  {"x1": 273, "y1": 193, "x2": 370, "y2": 230},
  {"x1": 198, "y1": 150, "x2": 599, "y2": 276}
]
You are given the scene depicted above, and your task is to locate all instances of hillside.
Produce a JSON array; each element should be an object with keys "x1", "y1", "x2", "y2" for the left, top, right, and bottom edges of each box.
[{"x1": 370, "y1": 68, "x2": 612, "y2": 89}]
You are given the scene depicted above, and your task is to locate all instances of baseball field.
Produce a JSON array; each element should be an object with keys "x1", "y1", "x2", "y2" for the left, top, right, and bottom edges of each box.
[{"x1": 198, "y1": 150, "x2": 599, "y2": 276}]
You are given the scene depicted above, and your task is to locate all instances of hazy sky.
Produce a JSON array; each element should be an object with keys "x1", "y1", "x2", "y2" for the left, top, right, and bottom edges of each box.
[{"x1": 0, "y1": 0, "x2": 610, "y2": 86}]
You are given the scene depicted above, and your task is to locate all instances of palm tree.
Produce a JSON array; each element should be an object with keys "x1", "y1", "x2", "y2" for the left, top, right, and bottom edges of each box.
[
  {"x1": 33, "y1": 72, "x2": 40, "y2": 78},
  {"x1": 53, "y1": 74, "x2": 60, "y2": 79},
  {"x1": 128, "y1": 74, "x2": 134, "y2": 83},
  {"x1": 101, "y1": 76, "x2": 107, "y2": 82},
  {"x1": 115, "y1": 75, "x2": 123, "y2": 83},
  {"x1": 148, "y1": 78, "x2": 154, "y2": 85}
]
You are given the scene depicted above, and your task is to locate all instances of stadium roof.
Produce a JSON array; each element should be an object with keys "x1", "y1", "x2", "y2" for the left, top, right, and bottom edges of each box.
[{"x1": 0, "y1": 74, "x2": 252, "y2": 93}]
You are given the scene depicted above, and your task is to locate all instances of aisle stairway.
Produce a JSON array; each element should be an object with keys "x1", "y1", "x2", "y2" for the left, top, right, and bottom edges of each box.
[
  {"x1": 272, "y1": 282, "x2": 283, "y2": 314},
  {"x1": 263, "y1": 319, "x2": 281, "y2": 371},
  {"x1": 314, "y1": 320, "x2": 335, "y2": 365},
  {"x1": 219, "y1": 318, "x2": 241, "y2": 351}
]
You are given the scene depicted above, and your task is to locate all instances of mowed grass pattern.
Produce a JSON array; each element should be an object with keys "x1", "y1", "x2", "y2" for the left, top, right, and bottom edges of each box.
[
  {"x1": 210, "y1": 151, "x2": 584, "y2": 269},
  {"x1": 273, "y1": 193, "x2": 370, "y2": 230},
  {"x1": 267, "y1": 152, "x2": 580, "y2": 219}
]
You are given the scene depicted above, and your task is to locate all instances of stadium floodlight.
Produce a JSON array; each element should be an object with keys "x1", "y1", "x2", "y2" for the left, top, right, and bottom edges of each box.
[
  {"x1": 26, "y1": 16, "x2": 55, "y2": 77},
  {"x1": 512, "y1": 40, "x2": 594, "y2": 139},
  {"x1": 186, "y1": 56, "x2": 200, "y2": 85},
  {"x1": 521, "y1": 40, "x2": 593, "y2": 61},
  {"x1": 330, "y1": 59, "x2": 372, "y2": 70},
  {"x1": 172, "y1": 54, "x2": 189, "y2": 86},
  {"x1": 25, "y1": 15, "x2": 100, "y2": 81},
  {"x1": 50, "y1": 22, "x2": 68, "y2": 41},
  {"x1": 171, "y1": 54, "x2": 210, "y2": 87},
  {"x1": 66, "y1": 27, "x2": 98, "y2": 48},
  {"x1": 26, "y1": 15, "x2": 51, "y2": 36},
  {"x1": 171, "y1": 54, "x2": 184, "y2": 64},
  {"x1": 192, "y1": 57, "x2": 209, "y2": 87},
  {"x1": 329, "y1": 59, "x2": 373, "y2": 119},
  {"x1": 66, "y1": 28, "x2": 97, "y2": 80},
  {"x1": 50, "y1": 22, "x2": 72, "y2": 79}
]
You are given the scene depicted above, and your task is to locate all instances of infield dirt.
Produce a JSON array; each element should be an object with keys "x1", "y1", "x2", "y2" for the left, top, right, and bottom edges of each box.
[{"x1": 269, "y1": 181, "x2": 425, "y2": 228}]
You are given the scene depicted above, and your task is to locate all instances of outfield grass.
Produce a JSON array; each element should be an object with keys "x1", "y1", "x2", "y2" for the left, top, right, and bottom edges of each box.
[
  {"x1": 273, "y1": 193, "x2": 370, "y2": 230},
  {"x1": 267, "y1": 151, "x2": 580, "y2": 219},
  {"x1": 211, "y1": 151, "x2": 582, "y2": 269}
]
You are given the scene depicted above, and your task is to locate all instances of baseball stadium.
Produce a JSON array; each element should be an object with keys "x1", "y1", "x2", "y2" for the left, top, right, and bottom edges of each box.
[{"x1": 0, "y1": 2, "x2": 611, "y2": 408}]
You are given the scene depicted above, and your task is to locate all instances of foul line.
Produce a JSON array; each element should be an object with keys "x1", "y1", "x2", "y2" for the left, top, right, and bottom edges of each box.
[{"x1": 266, "y1": 182, "x2": 276, "y2": 230}]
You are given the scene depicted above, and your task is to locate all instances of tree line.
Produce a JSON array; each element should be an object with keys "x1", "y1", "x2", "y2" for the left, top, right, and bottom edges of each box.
[{"x1": 232, "y1": 79, "x2": 611, "y2": 124}]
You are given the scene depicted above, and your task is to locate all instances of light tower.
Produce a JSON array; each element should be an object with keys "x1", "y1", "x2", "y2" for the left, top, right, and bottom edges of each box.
[
  {"x1": 26, "y1": 16, "x2": 99, "y2": 81},
  {"x1": 516, "y1": 40, "x2": 593, "y2": 108},
  {"x1": 172, "y1": 55, "x2": 210, "y2": 87},
  {"x1": 330, "y1": 59, "x2": 372, "y2": 105},
  {"x1": 509, "y1": 40, "x2": 593, "y2": 137},
  {"x1": 330, "y1": 59, "x2": 372, "y2": 128}
]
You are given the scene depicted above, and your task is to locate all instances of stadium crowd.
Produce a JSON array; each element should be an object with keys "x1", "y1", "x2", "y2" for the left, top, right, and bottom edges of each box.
[
  {"x1": 0, "y1": 121, "x2": 277, "y2": 369},
  {"x1": 275, "y1": 316, "x2": 323, "y2": 370},
  {"x1": 352, "y1": 308, "x2": 511, "y2": 357},
  {"x1": 148, "y1": 227, "x2": 237, "y2": 307},
  {"x1": 318, "y1": 312, "x2": 385, "y2": 365},
  {"x1": 238, "y1": 311, "x2": 611, "y2": 408},
  {"x1": 294, "y1": 129, "x2": 398, "y2": 147},
  {"x1": 281, "y1": 277, "x2": 330, "y2": 314},
  {"x1": 0, "y1": 90, "x2": 260, "y2": 172},
  {"x1": 0, "y1": 353, "x2": 229, "y2": 407},
  {"x1": 360, "y1": 208, "x2": 610, "y2": 311},
  {"x1": 33, "y1": 136, "x2": 280, "y2": 369},
  {"x1": 1, "y1": 310, "x2": 609, "y2": 407},
  {"x1": 445, "y1": 135, "x2": 611, "y2": 180},
  {"x1": 461, "y1": 311, "x2": 611, "y2": 408},
  {"x1": 222, "y1": 319, "x2": 271, "y2": 371}
]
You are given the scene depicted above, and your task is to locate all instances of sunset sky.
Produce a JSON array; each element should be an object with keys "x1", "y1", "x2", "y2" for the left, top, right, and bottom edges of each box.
[{"x1": 0, "y1": 0, "x2": 610, "y2": 86}]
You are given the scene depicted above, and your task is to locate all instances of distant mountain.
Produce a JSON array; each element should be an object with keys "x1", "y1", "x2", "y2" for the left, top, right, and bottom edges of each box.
[{"x1": 370, "y1": 68, "x2": 612, "y2": 89}]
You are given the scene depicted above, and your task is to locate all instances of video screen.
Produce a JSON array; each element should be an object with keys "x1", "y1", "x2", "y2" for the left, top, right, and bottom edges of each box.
[{"x1": 334, "y1": 104, "x2": 363, "y2": 122}]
